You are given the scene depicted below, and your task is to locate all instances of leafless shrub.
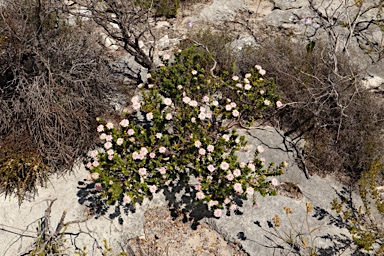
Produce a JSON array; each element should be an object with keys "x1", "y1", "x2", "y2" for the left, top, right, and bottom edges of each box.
[
  {"x1": 236, "y1": 37, "x2": 384, "y2": 182},
  {"x1": 0, "y1": 0, "x2": 118, "y2": 192},
  {"x1": 73, "y1": 0, "x2": 158, "y2": 80}
]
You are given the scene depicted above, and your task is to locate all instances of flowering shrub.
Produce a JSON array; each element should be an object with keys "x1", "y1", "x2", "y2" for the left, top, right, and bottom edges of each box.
[{"x1": 85, "y1": 46, "x2": 285, "y2": 217}]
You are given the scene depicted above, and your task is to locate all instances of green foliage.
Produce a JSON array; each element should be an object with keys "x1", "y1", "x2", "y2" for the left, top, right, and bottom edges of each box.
[
  {"x1": 86, "y1": 45, "x2": 284, "y2": 216},
  {"x1": 331, "y1": 159, "x2": 384, "y2": 253}
]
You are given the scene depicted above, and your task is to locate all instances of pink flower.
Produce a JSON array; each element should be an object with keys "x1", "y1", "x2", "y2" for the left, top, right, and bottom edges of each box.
[
  {"x1": 97, "y1": 125, "x2": 104, "y2": 132},
  {"x1": 165, "y1": 113, "x2": 172, "y2": 120},
  {"x1": 196, "y1": 191, "x2": 205, "y2": 199},
  {"x1": 177, "y1": 85, "x2": 183, "y2": 90},
  {"x1": 189, "y1": 100, "x2": 198, "y2": 107},
  {"x1": 156, "y1": 133, "x2": 162, "y2": 139},
  {"x1": 236, "y1": 83, "x2": 243, "y2": 88},
  {"x1": 131, "y1": 95, "x2": 140, "y2": 103},
  {"x1": 283, "y1": 161, "x2": 288, "y2": 167},
  {"x1": 245, "y1": 73, "x2": 251, "y2": 78},
  {"x1": 255, "y1": 65, "x2": 262, "y2": 70},
  {"x1": 224, "y1": 198, "x2": 231, "y2": 204},
  {"x1": 220, "y1": 162, "x2": 229, "y2": 171},
  {"x1": 140, "y1": 147, "x2": 148, "y2": 155},
  {"x1": 264, "y1": 100, "x2": 270, "y2": 106},
  {"x1": 222, "y1": 134, "x2": 230, "y2": 141},
  {"x1": 198, "y1": 112, "x2": 206, "y2": 120},
  {"x1": 239, "y1": 162, "x2": 246, "y2": 168},
  {"x1": 159, "y1": 167, "x2": 166, "y2": 174},
  {"x1": 259, "y1": 69, "x2": 266, "y2": 76},
  {"x1": 225, "y1": 104, "x2": 232, "y2": 111},
  {"x1": 107, "y1": 149, "x2": 114, "y2": 155},
  {"x1": 149, "y1": 152, "x2": 156, "y2": 158},
  {"x1": 139, "y1": 168, "x2": 147, "y2": 176},
  {"x1": 91, "y1": 172, "x2": 99, "y2": 180},
  {"x1": 276, "y1": 101, "x2": 283, "y2": 108},
  {"x1": 159, "y1": 146, "x2": 166, "y2": 153},
  {"x1": 191, "y1": 117, "x2": 196, "y2": 123},
  {"x1": 191, "y1": 70, "x2": 197, "y2": 75},
  {"x1": 95, "y1": 183, "x2": 102, "y2": 191},
  {"x1": 132, "y1": 102, "x2": 141, "y2": 110},
  {"x1": 214, "y1": 209, "x2": 222, "y2": 218},
  {"x1": 132, "y1": 152, "x2": 140, "y2": 160},
  {"x1": 207, "y1": 164, "x2": 215, "y2": 172},
  {"x1": 106, "y1": 135, "x2": 113, "y2": 142},
  {"x1": 233, "y1": 169, "x2": 241, "y2": 177},
  {"x1": 271, "y1": 178, "x2": 279, "y2": 186},
  {"x1": 106, "y1": 122, "x2": 114, "y2": 129},
  {"x1": 128, "y1": 129, "x2": 135, "y2": 136},
  {"x1": 109, "y1": 180, "x2": 114, "y2": 185},
  {"x1": 146, "y1": 73, "x2": 151, "y2": 78},
  {"x1": 163, "y1": 98, "x2": 172, "y2": 105},
  {"x1": 244, "y1": 78, "x2": 249, "y2": 84},
  {"x1": 86, "y1": 162, "x2": 92, "y2": 169},
  {"x1": 207, "y1": 145, "x2": 214, "y2": 152},
  {"x1": 198, "y1": 148, "x2": 206, "y2": 155},
  {"x1": 246, "y1": 187, "x2": 254, "y2": 195},
  {"x1": 244, "y1": 84, "x2": 252, "y2": 90},
  {"x1": 116, "y1": 138, "x2": 124, "y2": 146},
  {"x1": 248, "y1": 163, "x2": 256, "y2": 171},
  {"x1": 234, "y1": 183, "x2": 243, "y2": 193},
  {"x1": 163, "y1": 54, "x2": 170, "y2": 60},
  {"x1": 194, "y1": 140, "x2": 202, "y2": 148},
  {"x1": 148, "y1": 84, "x2": 154, "y2": 88},
  {"x1": 260, "y1": 157, "x2": 266, "y2": 162},
  {"x1": 257, "y1": 145, "x2": 264, "y2": 153},
  {"x1": 90, "y1": 150, "x2": 98, "y2": 158},
  {"x1": 226, "y1": 173, "x2": 234, "y2": 181},
  {"x1": 232, "y1": 76, "x2": 239, "y2": 81},
  {"x1": 183, "y1": 96, "x2": 191, "y2": 104},
  {"x1": 108, "y1": 155, "x2": 113, "y2": 160},
  {"x1": 149, "y1": 185, "x2": 157, "y2": 193},
  {"x1": 120, "y1": 119, "x2": 129, "y2": 127},
  {"x1": 230, "y1": 204, "x2": 237, "y2": 211},
  {"x1": 99, "y1": 133, "x2": 107, "y2": 140},
  {"x1": 232, "y1": 110, "x2": 239, "y2": 117},
  {"x1": 202, "y1": 96, "x2": 210, "y2": 102},
  {"x1": 212, "y1": 100, "x2": 219, "y2": 106},
  {"x1": 259, "y1": 90, "x2": 265, "y2": 95},
  {"x1": 123, "y1": 196, "x2": 131, "y2": 204},
  {"x1": 195, "y1": 184, "x2": 201, "y2": 191},
  {"x1": 104, "y1": 142, "x2": 112, "y2": 149},
  {"x1": 146, "y1": 112, "x2": 153, "y2": 121}
]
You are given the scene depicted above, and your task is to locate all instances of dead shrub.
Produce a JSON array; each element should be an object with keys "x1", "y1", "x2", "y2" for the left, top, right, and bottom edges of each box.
[
  {"x1": 0, "y1": 0, "x2": 118, "y2": 200},
  {"x1": 236, "y1": 36, "x2": 384, "y2": 182}
]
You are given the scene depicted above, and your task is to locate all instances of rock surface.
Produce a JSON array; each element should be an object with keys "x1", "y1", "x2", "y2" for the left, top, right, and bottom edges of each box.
[
  {"x1": 0, "y1": 126, "x2": 364, "y2": 255},
  {"x1": 1, "y1": 0, "x2": 383, "y2": 255}
]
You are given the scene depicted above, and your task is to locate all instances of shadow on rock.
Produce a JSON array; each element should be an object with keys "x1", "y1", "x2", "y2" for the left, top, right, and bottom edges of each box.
[{"x1": 76, "y1": 177, "x2": 247, "y2": 227}]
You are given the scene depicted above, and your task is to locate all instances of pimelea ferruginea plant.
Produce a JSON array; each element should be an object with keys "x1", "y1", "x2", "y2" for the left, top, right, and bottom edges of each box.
[{"x1": 85, "y1": 46, "x2": 285, "y2": 217}]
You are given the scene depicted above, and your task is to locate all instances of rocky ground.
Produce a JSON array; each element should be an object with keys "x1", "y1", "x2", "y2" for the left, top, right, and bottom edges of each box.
[{"x1": 1, "y1": 0, "x2": 383, "y2": 255}]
